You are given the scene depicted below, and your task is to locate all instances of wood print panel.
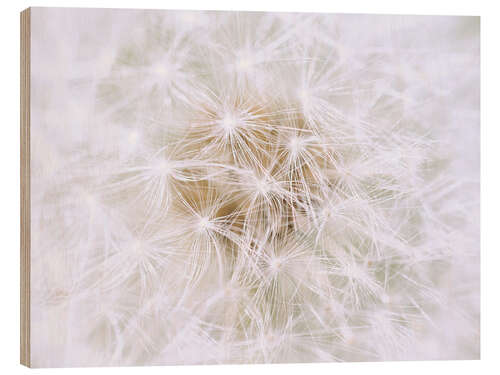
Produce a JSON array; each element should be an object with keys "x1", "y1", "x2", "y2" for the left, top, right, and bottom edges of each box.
[{"x1": 24, "y1": 7, "x2": 479, "y2": 367}]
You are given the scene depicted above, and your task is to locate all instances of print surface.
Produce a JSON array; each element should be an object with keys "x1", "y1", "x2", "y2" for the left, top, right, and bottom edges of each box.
[{"x1": 30, "y1": 8, "x2": 479, "y2": 367}]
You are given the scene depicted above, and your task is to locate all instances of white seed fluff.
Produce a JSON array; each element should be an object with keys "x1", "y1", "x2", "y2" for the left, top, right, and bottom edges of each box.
[{"x1": 30, "y1": 8, "x2": 479, "y2": 367}]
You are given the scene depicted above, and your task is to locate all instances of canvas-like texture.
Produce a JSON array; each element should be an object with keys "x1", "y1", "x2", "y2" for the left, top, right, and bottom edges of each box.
[{"x1": 30, "y1": 7, "x2": 480, "y2": 367}]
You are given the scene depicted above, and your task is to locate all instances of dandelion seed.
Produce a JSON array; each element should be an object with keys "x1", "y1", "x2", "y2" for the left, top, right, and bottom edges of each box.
[
  {"x1": 255, "y1": 176, "x2": 273, "y2": 195},
  {"x1": 150, "y1": 59, "x2": 176, "y2": 82},
  {"x1": 219, "y1": 113, "x2": 240, "y2": 134},
  {"x1": 197, "y1": 216, "x2": 212, "y2": 232},
  {"x1": 268, "y1": 256, "x2": 283, "y2": 275},
  {"x1": 152, "y1": 159, "x2": 173, "y2": 176},
  {"x1": 297, "y1": 87, "x2": 312, "y2": 109},
  {"x1": 235, "y1": 50, "x2": 255, "y2": 73},
  {"x1": 129, "y1": 239, "x2": 145, "y2": 259},
  {"x1": 287, "y1": 136, "x2": 304, "y2": 157}
]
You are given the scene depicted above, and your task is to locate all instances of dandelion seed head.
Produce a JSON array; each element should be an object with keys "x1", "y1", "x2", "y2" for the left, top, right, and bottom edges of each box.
[
  {"x1": 219, "y1": 113, "x2": 240, "y2": 134},
  {"x1": 152, "y1": 62, "x2": 170, "y2": 77},
  {"x1": 152, "y1": 159, "x2": 173, "y2": 176},
  {"x1": 297, "y1": 87, "x2": 312, "y2": 108},
  {"x1": 197, "y1": 216, "x2": 212, "y2": 232},
  {"x1": 151, "y1": 59, "x2": 177, "y2": 84},
  {"x1": 343, "y1": 262, "x2": 364, "y2": 280},
  {"x1": 129, "y1": 239, "x2": 145, "y2": 259},
  {"x1": 235, "y1": 50, "x2": 255, "y2": 73},
  {"x1": 268, "y1": 257, "x2": 283, "y2": 275},
  {"x1": 287, "y1": 136, "x2": 305, "y2": 157},
  {"x1": 31, "y1": 10, "x2": 479, "y2": 366},
  {"x1": 320, "y1": 205, "x2": 333, "y2": 220},
  {"x1": 255, "y1": 177, "x2": 273, "y2": 195}
]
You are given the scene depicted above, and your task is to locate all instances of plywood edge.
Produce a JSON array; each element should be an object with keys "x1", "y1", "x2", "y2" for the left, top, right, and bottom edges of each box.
[{"x1": 20, "y1": 7, "x2": 31, "y2": 368}]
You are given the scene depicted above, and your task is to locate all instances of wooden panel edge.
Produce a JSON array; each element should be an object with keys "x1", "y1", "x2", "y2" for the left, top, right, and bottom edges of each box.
[{"x1": 20, "y1": 7, "x2": 31, "y2": 368}]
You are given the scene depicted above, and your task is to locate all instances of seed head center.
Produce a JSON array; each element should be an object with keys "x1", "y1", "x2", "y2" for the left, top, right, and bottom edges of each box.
[
  {"x1": 154, "y1": 159, "x2": 173, "y2": 176},
  {"x1": 220, "y1": 113, "x2": 239, "y2": 134},
  {"x1": 288, "y1": 136, "x2": 304, "y2": 156},
  {"x1": 197, "y1": 216, "x2": 212, "y2": 231}
]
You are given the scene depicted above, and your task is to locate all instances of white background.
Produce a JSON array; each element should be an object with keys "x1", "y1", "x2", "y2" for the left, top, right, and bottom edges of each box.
[{"x1": 1, "y1": 0, "x2": 497, "y2": 373}]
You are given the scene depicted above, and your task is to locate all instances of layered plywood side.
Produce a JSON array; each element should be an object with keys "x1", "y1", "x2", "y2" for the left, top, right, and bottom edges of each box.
[{"x1": 20, "y1": 7, "x2": 31, "y2": 368}]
